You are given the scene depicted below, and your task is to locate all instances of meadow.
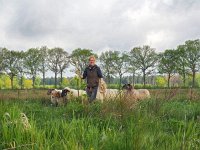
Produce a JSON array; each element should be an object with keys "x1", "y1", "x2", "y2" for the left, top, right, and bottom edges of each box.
[{"x1": 0, "y1": 89, "x2": 200, "y2": 150}]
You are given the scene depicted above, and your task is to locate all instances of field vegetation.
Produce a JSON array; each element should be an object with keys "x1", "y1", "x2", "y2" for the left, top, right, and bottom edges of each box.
[{"x1": 0, "y1": 89, "x2": 199, "y2": 150}]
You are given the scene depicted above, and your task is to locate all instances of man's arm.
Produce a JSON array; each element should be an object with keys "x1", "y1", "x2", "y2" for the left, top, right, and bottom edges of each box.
[{"x1": 97, "y1": 67, "x2": 103, "y2": 78}]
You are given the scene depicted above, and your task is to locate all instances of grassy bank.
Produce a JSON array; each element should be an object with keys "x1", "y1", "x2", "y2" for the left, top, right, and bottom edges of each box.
[{"x1": 0, "y1": 96, "x2": 200, "y2": 150}]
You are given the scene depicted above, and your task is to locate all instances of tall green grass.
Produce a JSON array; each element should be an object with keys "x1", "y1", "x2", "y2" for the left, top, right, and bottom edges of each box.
[{"x1": 0, "y1": 98, "x2": 200, "y2": 150}]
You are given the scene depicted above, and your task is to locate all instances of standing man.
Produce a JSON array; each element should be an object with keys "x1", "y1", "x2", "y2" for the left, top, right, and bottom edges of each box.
[{"x1": 82, "y1": 55, "x2": 103, "y2": 103}]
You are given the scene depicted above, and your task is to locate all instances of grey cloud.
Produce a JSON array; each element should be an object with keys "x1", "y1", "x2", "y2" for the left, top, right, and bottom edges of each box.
[{"x1": 0, "y1": 0, "x2": 199, "y2": 52}]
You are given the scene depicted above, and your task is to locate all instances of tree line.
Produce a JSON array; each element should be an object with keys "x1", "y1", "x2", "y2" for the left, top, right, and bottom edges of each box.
[{"x1": 0, "y1": 39, "x2": 200, "y2": 89}]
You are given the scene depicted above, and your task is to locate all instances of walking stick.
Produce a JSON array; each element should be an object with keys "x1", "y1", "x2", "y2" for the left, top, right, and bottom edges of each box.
[{"x1": 75, "y1": 68, "x2": 82, "y2": 97}]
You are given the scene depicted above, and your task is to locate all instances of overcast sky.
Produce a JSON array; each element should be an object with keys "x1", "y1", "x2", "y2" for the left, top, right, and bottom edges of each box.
[{"x1": 0, "y1": 0, "x2": 200, "y2": 54}]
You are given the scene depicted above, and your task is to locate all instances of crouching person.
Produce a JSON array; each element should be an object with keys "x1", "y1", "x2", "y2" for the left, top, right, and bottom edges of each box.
[{"x1": 82, "y1": 55, "x2": 103, "y2": 103}]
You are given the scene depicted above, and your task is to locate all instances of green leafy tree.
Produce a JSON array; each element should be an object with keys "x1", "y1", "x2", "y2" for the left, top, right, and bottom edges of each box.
[
  {"x1": 181, "y1": 39, "x2": 200, "y2": 87},
  {"x1": 70, "y1": 48, "x2": 96, "y2": 76},
  {"x1": 99, "y1": 51, "x2": 116, "y2": 83},
  {"x1": 16, "y1": 51, "x2": 25, "y2": 89},
  {"x1": 128, "y1": 51, "x2": 139, "y2": 85},
  {"x1": 3, "y1": 49, "x2": 20, "y2": 89},
  {"x1": 38, "y1": 46, "x2": 49, "y2": 87},
  {"x1": 112, "y1": 51, "x2": 129, "y2": 87},
  {"x1": 0, "y1": 47, "x2": 6, "y2": 72},
  {"x1": 48, "y1": 47, "x2": 67, "y2": 88},
  {"x1": 176, "y1": 45, "x2": 189, "y2": 87},
  {"x1": 24, "y1": 48, "x2": 41, "y2": 88},
  {"x1": 158, "y1": 49, "x2": 177, "y2": 88},
  {"x1": 130, "y1": 45, "x2": 158, "y2": 87},
  {"x1": 58, "y1": 50, "x2": 69, "y2": 86}
]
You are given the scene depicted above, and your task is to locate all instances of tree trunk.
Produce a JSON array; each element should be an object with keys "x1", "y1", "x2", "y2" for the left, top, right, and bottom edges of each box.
[
  {"x1": 136, "y1": 76, "x2": 138, "y2": 84},
  {"x1": 11, "y1": 76, "x2": 14, "y2": 90},
  {"x1": 192, "y1": 70, "x2": 195, "y2": 88},
  {"x1": 60, "y1": 70, "x2": 63, "y2": 86},
  {"x1": 42, "y1": 70, "x2": 45, "y2": 88},
  {"x1": 20, "y1": 76, "x2": 23, "y2": 90},
  {"x1": 132, "y1": 71, "x2": 135, "y2": 86},
  {"x1": 77, "y1": 77, "x2": 80, "y2": 97},
  {"x1": 151, "y1": 75, "x2": 155, "y2": 85},
  {"x1": 143, "y1": 70, "x2": 146, "y2": 88},
  {"x1": 119, "y1": 74, "x2": 122, "y2": 89},
  {"x1": 32, "y1": 76, "x2": 35, "y2": 88},
  {"x1": 55, "y1": 72, "x2": 57, "y2": 88},
  {"x1": 107, "y1": 74, "x2": 111, "y2": 84},
  {"x1": 183, "y1": 73, "x2": 186, "y2": 87},
  {"x1": 167, "y1": 73, "x2": 171, "y2": 88}
]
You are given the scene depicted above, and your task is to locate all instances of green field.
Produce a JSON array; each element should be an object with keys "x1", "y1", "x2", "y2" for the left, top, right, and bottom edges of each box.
[{"x1": 0, "y1": 89, "x2": 200, "y2": 150}]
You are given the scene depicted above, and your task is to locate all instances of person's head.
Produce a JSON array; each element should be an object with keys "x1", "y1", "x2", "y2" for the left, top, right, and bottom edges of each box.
[{"x1": 89, "y1": 55, "x2": 96, "y2": 66}]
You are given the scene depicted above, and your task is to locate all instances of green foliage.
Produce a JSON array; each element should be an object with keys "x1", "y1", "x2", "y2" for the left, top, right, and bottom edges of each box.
[
  {"x1": 24, "y1": 79, "x2": 33, "y2": 89},
  {"x1": 176, "y1": 45, "x2": 189, "y2": 87},
  {"x1": 99, "y1": 51, "x2": 116, "y2": 83},
  {"x1": 130, "y1": 45, "x2": 158, "y2": 87},
  {"x1": 0, "y1": 39, "x2": 200, "y2": 89},
  {"x1": 70, "y1": 48, "x2": 96, "y2": 75},
  {"x1": 195, "y1": 73, "x2": 200, "y2": 87},
  {"x1": 34, "y1": 76, "x2": 41, "y2": 88},
  {"x1": 107, "y1": 84, "x2": 120, "y2": 89},
  {"x1": 69, "y1": 76, "x2": 86, "y2": 89},
  {"x1": 24, "y1": 48, "x2": 41, "y2": 87},
  {"x1": 155, "y1": 76, "x2": 167, "y2": 87},
  {"x1": 111, "y1": 51, "x2": 129, "y2": 86},
  {"x1": 48, "y1": 47, "x2": 69, "y2": 88},
  {"x1": 158, "y1": 49, "x2": 177, "y2": 87},
  {"x1": 182, "y1": 39, "x2": 200, "y2": 87},
  {"x1": 60, "y1": 77, "x2": 69, "y2": 88},
  {"x1": 2, "y1": 49, "x2": 22, "y2": 89},
  {"x1": 13, "y1": 77, "x2": 19, "y2": 89},
  {"x1": 0, "y1": 75, "x2": 11, "y2": 89}
]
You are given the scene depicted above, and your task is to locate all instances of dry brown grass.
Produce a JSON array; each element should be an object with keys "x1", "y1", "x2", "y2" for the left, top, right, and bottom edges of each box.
[
  {"x1": 1, "y1": 88, "x2": 200, "y2": 102},
  {"x1": 150, "y1": 88, "x2": 200, "y2": 101},
  {"x1": 0, "y1": 89, "x2": 49, "y2": 100}
]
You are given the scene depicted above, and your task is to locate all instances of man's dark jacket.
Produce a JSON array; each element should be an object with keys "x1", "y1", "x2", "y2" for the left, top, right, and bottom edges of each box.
[{"x1": 82, "y1": 65, "x2": 103, "y2": 88}]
